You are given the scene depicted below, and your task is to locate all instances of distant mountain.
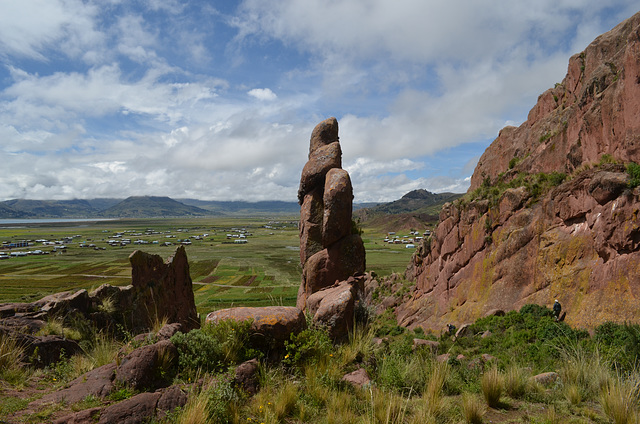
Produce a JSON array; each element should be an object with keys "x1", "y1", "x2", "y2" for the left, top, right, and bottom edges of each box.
[
  {"x1": 0, "y1": 196, "x2": 375, "y2": 219},
  {"x1": 2, "y1": 199, "x2": 97, "y2": 218},
  {"x1": 179, "y1": 199, "x2": 300, "y2": 215},
  {"x1": 100, "y1": 196, "x2": 210, "y2": 218},
  {"x1": 357, "y1": 189, "x2": 463, "y2": 216}
]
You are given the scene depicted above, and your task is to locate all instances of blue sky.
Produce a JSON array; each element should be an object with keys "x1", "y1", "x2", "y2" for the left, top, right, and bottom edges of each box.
[{"x1": 0, "y1": 1, "x2": 637, "y2": 203}]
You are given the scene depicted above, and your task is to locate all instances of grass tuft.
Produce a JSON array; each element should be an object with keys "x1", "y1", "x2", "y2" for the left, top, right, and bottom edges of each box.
[{"x1": 481, "y1": 365, "x2": 503, "y2": 408}]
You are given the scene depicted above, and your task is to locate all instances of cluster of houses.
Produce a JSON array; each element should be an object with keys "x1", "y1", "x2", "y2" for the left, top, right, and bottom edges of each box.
[
  {"x1": 383, "y1": 230, "x2": 432, "y2": 248},
  {"x1": 0, "y1": 227, "x2": 217, "y2": 259}
]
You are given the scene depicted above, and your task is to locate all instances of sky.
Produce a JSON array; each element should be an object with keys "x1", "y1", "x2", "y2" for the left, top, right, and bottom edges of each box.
[{"x1": 0, "y1": 1, "x2": 638, "y2": 203}]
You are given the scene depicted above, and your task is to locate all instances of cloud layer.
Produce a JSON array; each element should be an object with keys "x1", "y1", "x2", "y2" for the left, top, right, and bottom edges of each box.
[{"x1": 0, "y1": 0, "x2": 637, "y2": 202}]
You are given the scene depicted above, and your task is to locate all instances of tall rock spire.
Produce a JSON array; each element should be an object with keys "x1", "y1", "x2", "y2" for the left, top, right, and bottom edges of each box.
[{"x1": 297, "y1": 117, "x2": 366, "y2": 310}]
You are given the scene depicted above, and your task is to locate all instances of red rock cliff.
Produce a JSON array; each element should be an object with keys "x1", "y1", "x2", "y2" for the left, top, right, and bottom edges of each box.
[
  {"x1": 470, "y1": 11, "x2": 640, "y2": 191},
  {"x1": 399, "y1": 11, "x2": 640, "y2": 332}
]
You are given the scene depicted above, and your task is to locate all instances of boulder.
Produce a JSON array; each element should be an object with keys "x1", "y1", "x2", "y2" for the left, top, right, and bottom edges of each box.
[
  {"x1": 342, "y1": 368, "x2": 371, "y2": 388},
  {"x1": 299, "y1": 235, "x2": 366, "y2": 309},
  {"x1": 98, "y1": 392, "x2": 162, "y2": 424},
  {"x1": 413, "y1": 339, "x2": 439, "y2": 353},
  {"x1": 455, "y1": 324, "x2": 473, "y2": 338},
  {"x1": 19, "y1": 334, "x2": 82, "y2": 367},
  {"x1": 306, "y1": 280, "x2": 359, "y2": 341},
  {"x1": 156, "y1": 385, "x2": 189, "y2": 419},
  {"x1": 299, "y1": 188, "x2": 324, "y2": 265},
  {"x1": 35, "y1": 363, "x2": 116, "y2": 405},
  {"x1": 532, "y1": 371, "x2": 559, "y2": 385},
  {"x1": 53, "y1": 408, "x2": 102, "y2": 424},
  {"x1": 205, "y1": 306, "x2": 306, "y2": 350},
  {"x1": 235, "y1": 358, "x2": 260, "y2": 396},
  {"x1": 115, "y1": 340, "x2": 178, "y2": 391}
]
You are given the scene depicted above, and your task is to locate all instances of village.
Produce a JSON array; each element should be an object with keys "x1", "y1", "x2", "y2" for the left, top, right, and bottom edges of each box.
[{"x1": 383, "y1": 229, "x2": 431, "y2": 248}]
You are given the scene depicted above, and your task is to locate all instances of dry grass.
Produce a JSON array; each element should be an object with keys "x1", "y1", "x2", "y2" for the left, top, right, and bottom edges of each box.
[
  {"x1": 481, "y1": 365, "x2": 503, "y2": 408},
  {"x1": 461, "y1": 393, "x2": 485, "y2": 424},
  {"x1": 504, "y1": 364, "x2": 528, "y2": 399},
  {"x1": 600, "y1": 372, "x2": 640, "y2": 424}
]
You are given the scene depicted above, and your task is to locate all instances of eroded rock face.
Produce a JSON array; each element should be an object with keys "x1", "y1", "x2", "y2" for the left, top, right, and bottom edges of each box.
[
  {"x1": 400, "y1": 167, "x2": 639, "y2": 331},
  {"x1": 470, "y1": 11, "x2": 640, "y2": 191},
  {"x1": 297, "y1": 118, "x2": 365, "y2": 310}
]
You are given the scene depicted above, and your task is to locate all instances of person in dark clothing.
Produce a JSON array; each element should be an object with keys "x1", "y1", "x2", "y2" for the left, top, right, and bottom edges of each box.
[{"x1": 553, "y1": 299, "x2": 562, "y2": 321}]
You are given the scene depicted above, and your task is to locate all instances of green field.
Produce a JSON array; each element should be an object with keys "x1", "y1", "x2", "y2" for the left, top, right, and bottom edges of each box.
[{"x1": 0, "y1": 217, "x2": 416, "y2": 313}]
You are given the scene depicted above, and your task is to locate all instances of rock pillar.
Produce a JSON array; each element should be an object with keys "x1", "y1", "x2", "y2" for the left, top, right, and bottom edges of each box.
[{"x1": 297, "y1": 117, "x2": 365, "y2": 310}]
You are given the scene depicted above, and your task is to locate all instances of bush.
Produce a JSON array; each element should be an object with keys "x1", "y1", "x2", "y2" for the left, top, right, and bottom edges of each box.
[
  {"x1": 627, "y1": 162, "x2": 640, "y2": 189},
  {"x1": 171, "y1": 319, "x2": 257, "y2": 375},
  {"x1": 283, "y1": 326, "x2": 332, "y2": 368}
]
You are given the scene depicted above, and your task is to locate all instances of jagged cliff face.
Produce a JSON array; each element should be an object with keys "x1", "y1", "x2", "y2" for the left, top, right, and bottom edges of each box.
[
  {"x1": 400, "y1": 12, "x2": 640, "y2": 332},
  {"x1": 470, "y1": 11, "x2": 640, "y2": 191}
]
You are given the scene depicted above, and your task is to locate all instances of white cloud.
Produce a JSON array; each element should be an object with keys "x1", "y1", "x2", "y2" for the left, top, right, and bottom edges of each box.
[
  {"x1": 0, "y1": 0, "x2": 637, "y2": 203},
  {"x1": 248, "y1": 88, "x2": 277, "y2": 101}
]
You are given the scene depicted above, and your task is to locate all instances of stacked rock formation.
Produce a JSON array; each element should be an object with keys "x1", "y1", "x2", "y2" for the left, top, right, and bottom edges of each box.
[{"x1": 297, "y1": 117, "x2": 366, "y2": 310}]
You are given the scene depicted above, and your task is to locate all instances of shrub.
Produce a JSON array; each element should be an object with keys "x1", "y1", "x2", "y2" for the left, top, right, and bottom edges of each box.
[
  {"x1": 283, "y1": 325, "x2": 332, "y2": 368},
  {"x1": 171, "y1": 319, "x2": 257, "y2": 376},
  {"x1": 504, "y1": 364, "x2": 528, "y2": 399},
  {"x1": 627, "y1": 162, "x2": 640, "y2": 189}
]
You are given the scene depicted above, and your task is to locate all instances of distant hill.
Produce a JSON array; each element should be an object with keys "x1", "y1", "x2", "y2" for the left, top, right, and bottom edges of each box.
[
  {"x1": 356, "y1": 189, "x2": 462, "y2": 217},
  {"x1": 354, "y1": 189, "x2": 463, "y2": 233},
  {"x1": 100, "y1": 196, "x2": 209, "y2": 218}
]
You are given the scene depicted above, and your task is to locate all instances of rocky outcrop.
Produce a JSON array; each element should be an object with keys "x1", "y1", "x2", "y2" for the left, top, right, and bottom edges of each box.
[
  {"x1": 127, "y1": 245, "x2": 200, "y2": 333},
  {"x1": 400, "y1": 166, "x2": 639, "y2": 331},
  {"x1": 0, "y1": 246, "x2": 199, "y2": 367},
  {"x1": 399, "y1": 12, "x2": 640, "y2": 333},
  {"x1": 297, "y1": 117, "x2": 366, "y2": 309},
  {"x1": 470, "y1": 11, "x2": 640, "y2": 190},
  {"x1": 205, "y1": 306, "x2": 306, "y2": 350}
]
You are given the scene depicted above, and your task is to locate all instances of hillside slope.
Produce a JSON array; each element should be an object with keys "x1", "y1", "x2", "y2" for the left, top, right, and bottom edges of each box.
[{"x1": 399, "y1": 11, "x2": 640, "y2": 332}]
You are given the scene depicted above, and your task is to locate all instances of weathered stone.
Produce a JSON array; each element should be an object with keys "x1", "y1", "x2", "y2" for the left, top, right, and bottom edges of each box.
[
  {"x1": 588, "y1": 171, "x2": 628, "y2": 204},
  {"x1": 205, "y1": 306, "x2": 306, "y2": 349},
  {"x1": 235, "y1": 358, "x2": 260, "y2": 396},
  {"x1": 35, "y1": 363, "x2": 116, "y2": 405},
  {"x1": 157, "y1": 385, "x2": 188, "y2": 418},
  {"x1": 299, "y1": 235, "x2": 366, "y2": 309},
  {"x1": 436, "y1": 353, "x2": 451, "y2": 363},
  {"x1": 309, "y1": 117, "x2": 339, "y2": 156},
  {"x1": 342, "y1": 368, "x2": 371, "y2": 388},
  {"x1": 115, "y1": 340, "x2": 178, "y2": 391},
  {"x1": 19, "y1": 334, "x2": 82, "y2": 367},
  {"x1": 53, "y1": 407, "x2": 102, "y2": 424},
  {"x1": 298, "y1": 142, "x2": 342, "y2": 204},
  {"x1": 455, "y1": 324, "x2": 473, "y2": 338},
  {"x1": 307, "y1": 280, "x2": 358, "y2": 341},
  {"x1": 33, "y1": 289, "x2": 91, "y2": 316},
  {"x1": 322, "y1": 168, "x2": 353, "y2": 247},
  {"x1": 98, "y1": 392, "x2": 161, "y2": 424},
  {"x1": 128, "y1": 245, "x2": 200, "y2": 333},
  {"x1": 412, "y1": 339, "x2": 439, "y2": 353},
  {"x1": 532, "y1": 371, "x2": 559, "y2": 385}
]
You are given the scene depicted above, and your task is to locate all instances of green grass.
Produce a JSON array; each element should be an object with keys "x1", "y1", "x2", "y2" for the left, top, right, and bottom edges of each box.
[{"x1": 0, "y1": 217, "x2": 415, "y2": 310}]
